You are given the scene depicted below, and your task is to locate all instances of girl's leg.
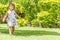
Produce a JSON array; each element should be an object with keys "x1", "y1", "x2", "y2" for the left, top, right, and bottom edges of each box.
[
  {"x1": 9, "y1": 26, "x2": 12, "y2": 35},
  {"x1": 12, "y1": 26, "x2": 15, "y2": 34},
  {"x1": 9, "y1": 26, "x2": 15, "y2": 35}
]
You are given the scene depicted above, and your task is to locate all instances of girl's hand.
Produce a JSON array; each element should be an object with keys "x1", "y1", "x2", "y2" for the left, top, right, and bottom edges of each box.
[
  {"x1": 2, "y1": 12, "x2": 8, "y2": 23},
  {"x1": 15, "y1": 12, "x2": 21, "y2": 19},
  {"x1": 19, "y1": 17, "x2": 21, "y2": 19},
  {"x1": 2, "y1": 19, "x2": 5, "y2": 22}
]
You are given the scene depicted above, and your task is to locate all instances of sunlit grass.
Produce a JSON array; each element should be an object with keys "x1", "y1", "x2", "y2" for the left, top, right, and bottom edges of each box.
[{"x1": 0, "y1": 24, "x2": 60, "y2": 40}]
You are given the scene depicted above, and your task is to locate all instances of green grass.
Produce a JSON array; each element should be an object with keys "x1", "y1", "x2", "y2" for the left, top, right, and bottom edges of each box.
[{"x1": 0, "y1": 24, "x2": 60, "y2": 40}]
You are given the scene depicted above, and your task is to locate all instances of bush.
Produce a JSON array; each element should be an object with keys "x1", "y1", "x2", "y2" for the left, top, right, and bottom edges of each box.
[
  {"x1": 17, "y1": 18, "x2": 28, "y2": 27},
  {"x1": 1, "y1": 0, "x2": 60, "y2": 27},
  {"x1": 31, "y1": 19, "x2": 40, "y2": 27},
  {"x1": 37, "y1": 11, "x2": 57, "y2": 28}
]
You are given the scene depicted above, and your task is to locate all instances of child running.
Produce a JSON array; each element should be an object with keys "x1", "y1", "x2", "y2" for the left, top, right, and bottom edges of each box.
[{"x1": 3, "y1": 3, "x2": 20, "y2": 35}]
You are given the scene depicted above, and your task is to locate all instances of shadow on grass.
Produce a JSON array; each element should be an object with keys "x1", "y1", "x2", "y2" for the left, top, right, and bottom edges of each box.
[
  {"x1": 0, "y1": 28, "x2": 60, "y2": 36},
  {"x1": 15, "y1": 30, "x2": 60, "y2": 36}
]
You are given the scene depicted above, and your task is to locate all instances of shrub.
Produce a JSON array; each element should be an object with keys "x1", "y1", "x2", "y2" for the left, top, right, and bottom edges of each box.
[
  {"x1": 0, "y1": 0, "x2": 60, "y2": 28},
  {"x1": 37, "y1": 11, "x2": 57, "y2": 28},
  {"x1": 31, "y1": 19, "x2": 40, "y2": 27},
  {"x1": 17, "y1": 18, "x2": 28, "y2": 27}
]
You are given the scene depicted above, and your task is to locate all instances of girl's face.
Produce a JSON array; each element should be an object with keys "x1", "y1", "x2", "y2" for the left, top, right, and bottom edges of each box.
[{"x1": 9, "y1": 4, "x2": 14, "y2": 10}]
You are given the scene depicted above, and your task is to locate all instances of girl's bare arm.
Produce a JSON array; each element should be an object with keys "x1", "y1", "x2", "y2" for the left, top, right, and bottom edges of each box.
[
  {"x1": 15, "y1": 12, "x2": 21, "y2": 19},
  {"x1": 3, "y1": 12, "x2": 8, "y2": 22}
]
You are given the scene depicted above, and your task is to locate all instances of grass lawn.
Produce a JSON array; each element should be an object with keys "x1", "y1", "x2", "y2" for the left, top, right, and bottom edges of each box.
[{"x1": 0, "y1": 24, "x2": 60, "y2": 40}]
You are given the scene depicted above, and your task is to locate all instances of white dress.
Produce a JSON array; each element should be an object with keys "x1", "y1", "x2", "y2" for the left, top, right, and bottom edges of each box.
[{"x1": 7, "y1": 10, "x2": 18, "y2": 27}]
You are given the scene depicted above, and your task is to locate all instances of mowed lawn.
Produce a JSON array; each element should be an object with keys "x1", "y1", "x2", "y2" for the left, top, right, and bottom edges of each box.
[{"x1": 0, "y1": 24, "x2": 60, "y2": 40}]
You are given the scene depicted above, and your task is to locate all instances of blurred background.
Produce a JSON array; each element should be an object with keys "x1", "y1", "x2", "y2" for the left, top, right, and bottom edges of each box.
[{"x1": 0, "y1": 0, "x2": 60, "y2": 28}]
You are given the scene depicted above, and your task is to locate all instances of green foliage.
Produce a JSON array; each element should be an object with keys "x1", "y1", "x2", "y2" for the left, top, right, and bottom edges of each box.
[
  {"x1": 37, "y1": 11, "x2": 57, "y2": 28},
  {"x1": 17, "y1": 18, "x2": 28, "y2": 27},
  {"x1": 0, "y1": 0, "x2": 60, "y2": 27},
  {"x1": 31, "y1": 19, "x2": 39, "y2": 27}
]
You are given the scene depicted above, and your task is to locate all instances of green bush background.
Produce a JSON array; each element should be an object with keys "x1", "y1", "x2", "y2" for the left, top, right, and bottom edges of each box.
[{"x1": 0, "y1": 0, "x2": 60, "y2": 28}]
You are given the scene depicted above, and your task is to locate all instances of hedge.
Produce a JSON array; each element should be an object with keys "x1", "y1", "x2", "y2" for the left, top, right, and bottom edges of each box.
[{"x1": 0, "y1": 0, "x2": 60, "y2": 27}]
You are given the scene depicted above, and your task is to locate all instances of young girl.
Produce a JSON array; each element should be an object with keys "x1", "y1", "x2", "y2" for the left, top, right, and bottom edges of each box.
[{"x1": 3, "y1": 3, "x2": 20, "y2": 35}]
